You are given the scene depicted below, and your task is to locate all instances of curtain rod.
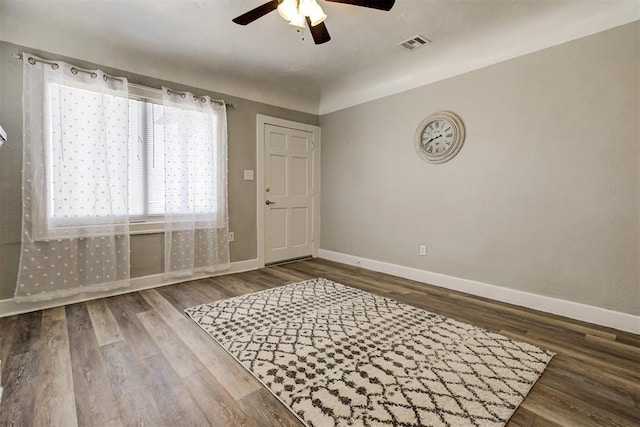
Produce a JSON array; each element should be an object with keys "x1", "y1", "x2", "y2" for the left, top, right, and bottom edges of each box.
[{"x1": 13, "y1": 53, "x2": 237, "y2": 109}]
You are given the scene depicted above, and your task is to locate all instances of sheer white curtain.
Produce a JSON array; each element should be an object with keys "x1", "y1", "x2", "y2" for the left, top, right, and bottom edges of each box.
[
  {"x1": 16, "y1": 53, "x2": 130, "y2": 302},
  {"x1": 162, "y1": 87, "x2": 230, "y2": 278}
]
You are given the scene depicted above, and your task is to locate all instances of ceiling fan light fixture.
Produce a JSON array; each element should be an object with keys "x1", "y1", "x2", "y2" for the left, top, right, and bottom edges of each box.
[
  {"x1": 277, "y1": 0, "x2": 299, "y2": 22},
  {"x1": 278, "y1": 0, "x2": 308, "y2": 28},
  {"x1": 298, "y1": 0, "x2": 327, "y2": 27},
  {"x1": 298, "y1": 0, "x2": 315, "y2": 15},
  {"x1": 306, "y1": 2, "x2": 327, "y2": 26},
  {"x1": 288, "y1": 12, "x2": 307, "y2": 28}
]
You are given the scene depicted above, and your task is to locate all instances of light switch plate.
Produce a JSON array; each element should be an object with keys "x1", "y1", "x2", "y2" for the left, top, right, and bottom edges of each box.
[{"x1": 243, "y1": 169, "x2": 254, "y2": 181}]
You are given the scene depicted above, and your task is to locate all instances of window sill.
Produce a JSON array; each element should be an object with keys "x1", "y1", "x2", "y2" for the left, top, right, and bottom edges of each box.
[
  {"x1": 129, "y1": 221, "x2": 166, "y2": 235},
  {"x1": 129, "y1": 218, "x2": 224, "y2": 235},
  {"x1": 34, "y1": 217, "x2": 224, "y2": 241}
]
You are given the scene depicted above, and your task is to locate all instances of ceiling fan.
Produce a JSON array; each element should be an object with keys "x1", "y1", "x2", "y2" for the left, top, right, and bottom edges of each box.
[{"x1": 232, "y1": 0, "x2": 396, "y2": 45}]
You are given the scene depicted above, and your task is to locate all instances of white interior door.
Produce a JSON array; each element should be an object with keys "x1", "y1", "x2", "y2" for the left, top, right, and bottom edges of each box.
[{"x1": 264, "y1": 124, "x2": 314, "y2": 264}]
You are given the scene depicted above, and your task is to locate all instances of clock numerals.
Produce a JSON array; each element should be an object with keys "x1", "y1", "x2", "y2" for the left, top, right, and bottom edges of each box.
[
  {"x1": 415, "y1": 112, "x2": 465, "y2": 163},
  {"x1": 421, "y1": 120, "x2": 454, "y2": 155}
]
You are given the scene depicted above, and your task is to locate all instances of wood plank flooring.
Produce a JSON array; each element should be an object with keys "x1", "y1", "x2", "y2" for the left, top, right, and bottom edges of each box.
[{"x1": 1, "y1": 258, "x2": 638, "y2": 426}]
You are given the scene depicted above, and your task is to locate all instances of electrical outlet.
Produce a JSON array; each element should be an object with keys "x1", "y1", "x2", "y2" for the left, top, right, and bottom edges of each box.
[
  {"x1": 419, "y1": 245, "x2": 426, "y2": 256},
  {"x1": 228, "y1": 231, "x2": 235, "y2": 242}
]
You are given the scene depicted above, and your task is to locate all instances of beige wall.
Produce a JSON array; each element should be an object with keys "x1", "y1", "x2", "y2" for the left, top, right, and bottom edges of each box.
[
  {"x1": 0, "y1": 41, "x2": 318, "y2": 300},
  {"x1": 320, "y1": 22, "x2": 640, "y2": 316}
]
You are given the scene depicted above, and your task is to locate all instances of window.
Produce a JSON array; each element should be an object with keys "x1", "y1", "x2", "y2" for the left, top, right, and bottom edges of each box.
[
  {"x1": 21, "y1": 55, "x2": 230, "y2": 301},
  {"x1": 45, "y1": 83, "x2": 223, "y2": 237},
  {"x1": 127, "y1": 98, "x2": 222, "y2": 223},
  {"x1": 48, "y1": 82, "x2": 129, "y2": 229},
  {"x1": 128, "y1": 99, "x2": 165, "y2": 220}
]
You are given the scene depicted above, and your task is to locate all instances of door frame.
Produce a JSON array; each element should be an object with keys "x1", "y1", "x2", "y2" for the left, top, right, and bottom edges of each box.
[{"x1": 256, "y1": 114, "x2": 321, "y2": 268}]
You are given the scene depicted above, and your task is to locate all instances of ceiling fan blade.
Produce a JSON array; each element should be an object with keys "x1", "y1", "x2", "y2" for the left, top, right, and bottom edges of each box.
[
  {"x1": 306, "y1": 17, "x2": 331, "y2": 45},
  {"x1": 232, "y1": 0, "x2": 280, "y2": 25},
  {"x1": 324, "y1": 0, "x2": 395, "y2": 11}
]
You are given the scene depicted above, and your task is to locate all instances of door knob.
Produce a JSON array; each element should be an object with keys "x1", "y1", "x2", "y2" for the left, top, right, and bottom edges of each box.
[{"x1": 265, "y1": 200, "x2": 276, "y2": 205}]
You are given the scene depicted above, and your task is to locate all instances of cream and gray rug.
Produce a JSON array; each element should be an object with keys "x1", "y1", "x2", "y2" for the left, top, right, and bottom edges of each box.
[{"x1": 185, "y1": 278, "x2": 553, "y2": 427}]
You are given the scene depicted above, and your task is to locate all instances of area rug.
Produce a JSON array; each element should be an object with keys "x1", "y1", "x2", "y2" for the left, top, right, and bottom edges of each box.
[{"x1": 185, "y1": 278, "x2": 554, "y2": 427}]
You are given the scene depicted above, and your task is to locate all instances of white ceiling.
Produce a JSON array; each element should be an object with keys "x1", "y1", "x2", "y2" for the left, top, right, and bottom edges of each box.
[{"x1": 0, "y1": 0, "x2": 638, "y2": 114}]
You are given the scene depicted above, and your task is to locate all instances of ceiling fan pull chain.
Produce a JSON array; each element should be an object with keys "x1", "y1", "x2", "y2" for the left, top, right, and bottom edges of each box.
[{"x1": 297, "y1": 25, "x2": 306, "y2": 42}]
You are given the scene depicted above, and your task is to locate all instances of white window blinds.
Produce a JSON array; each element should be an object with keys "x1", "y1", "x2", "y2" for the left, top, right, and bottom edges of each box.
[{"x1": 127, "y1": 99, "x2": 221, "y2": 222}]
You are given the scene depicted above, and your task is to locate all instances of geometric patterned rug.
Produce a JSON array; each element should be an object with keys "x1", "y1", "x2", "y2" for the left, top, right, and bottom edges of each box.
[{"x1": 185, "y1": 278, "x2": 554, "y2": 427}]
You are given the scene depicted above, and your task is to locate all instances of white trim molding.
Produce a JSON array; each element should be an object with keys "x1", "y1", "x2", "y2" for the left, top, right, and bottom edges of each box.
[
  {"x1": 0, "y1": 258, "x2": 260, "y2": 318},
  {"x1": 319, "y1": 249, "x2": 640, "y2": 335}
]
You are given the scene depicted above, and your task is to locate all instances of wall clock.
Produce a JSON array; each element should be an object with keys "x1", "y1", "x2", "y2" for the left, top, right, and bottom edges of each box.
[{"x1": 414, "y1": 111, "x2": 465, "y2": 164}]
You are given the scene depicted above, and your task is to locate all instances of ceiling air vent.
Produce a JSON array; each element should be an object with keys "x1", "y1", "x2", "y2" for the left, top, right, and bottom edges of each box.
[{"x1": 399, "y1": 34, "x2": 431, "y2": 50}]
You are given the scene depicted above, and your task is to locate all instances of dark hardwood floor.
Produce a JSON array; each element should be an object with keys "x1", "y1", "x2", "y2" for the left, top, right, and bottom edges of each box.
[{"x1": 1, "y1": 258, "x2": 638, "y2": 426}]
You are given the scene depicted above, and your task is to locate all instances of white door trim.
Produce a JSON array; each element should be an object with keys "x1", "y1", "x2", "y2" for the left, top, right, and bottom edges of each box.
[{"x1": 257, "y1": 115, "x2": 321, "y2": 268}]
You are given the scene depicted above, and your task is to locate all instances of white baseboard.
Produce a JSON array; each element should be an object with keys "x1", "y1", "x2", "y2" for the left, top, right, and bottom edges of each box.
[
  {"x1": 319, "y1": 249, "x2": 640, "y2": 335},
  {"x1": 0, "y1": 258, "x2": 260, "y2": 318}
]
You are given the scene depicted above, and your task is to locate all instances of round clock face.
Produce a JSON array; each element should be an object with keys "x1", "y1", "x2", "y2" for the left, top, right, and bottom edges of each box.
[{"x1": 414, "y1": 112, "x2": 465, "y2": 164}]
